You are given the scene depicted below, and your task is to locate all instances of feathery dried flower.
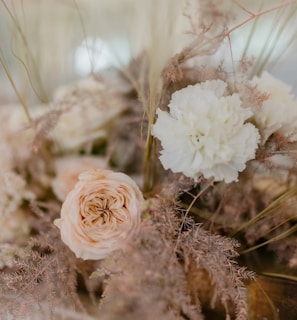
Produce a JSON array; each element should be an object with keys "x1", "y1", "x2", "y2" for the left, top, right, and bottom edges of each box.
[
  {"x1": 152, "y1": 80, "x2": 260, "y2": 183},
  {"x1": 0, "y1": 172, "x2": 34, "y2": 242},
  {"x1": 54, "y1": 169, "x2": 143, "y2": 260},
  {"x1": 0, "y1": 244, "x2": 26, "y2": 269},
  {"x1": 249, "y1": 71, "x2": 297, "y2": 143}
]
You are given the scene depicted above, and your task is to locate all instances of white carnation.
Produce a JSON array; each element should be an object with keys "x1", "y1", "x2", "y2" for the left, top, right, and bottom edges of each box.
[
  {"x1": 152, "y1": 80, "x2": 260, "y2": 183},
  {"x1": 250, "y1": 71, "x2": 297, "y2": 143}
]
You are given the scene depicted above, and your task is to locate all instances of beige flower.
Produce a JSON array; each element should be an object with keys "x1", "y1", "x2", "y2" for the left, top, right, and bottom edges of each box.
[
  {"x1": 54, "y1": 169, "x2": 143, "y2": 260},
  {"x1": 52, "y1": 155, "x2": 108, "y2": 202},
  {"x1": 51, "y1": 76, "x2": 123, "y2": 151},
  {"x1": 0, "y1": 105, "x2": 33, "y2": 166},
  {"x1": 0, "y1": 104, "x2": 47, "y2": 166},
  {"x1": 249, "y1": 72, "x2": 297, "y2": 143}
]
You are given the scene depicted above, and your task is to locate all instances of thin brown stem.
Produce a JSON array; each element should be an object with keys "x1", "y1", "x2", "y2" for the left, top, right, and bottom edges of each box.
[
  {"x1": 0, "y1": 53, "x2": 31, "y2": 121},
  {"x1": 173, "y1": 178, "x2": 214, "y2": 255},
  {"x1": 226, "y1": 0, "x2": 297, "y2": 36},
  {"x1": 1, "y1": 0, "x2": 48, "y2": 102},
  {"x1": 232, "y1": 0, "x2": 254, "y2": 15}
]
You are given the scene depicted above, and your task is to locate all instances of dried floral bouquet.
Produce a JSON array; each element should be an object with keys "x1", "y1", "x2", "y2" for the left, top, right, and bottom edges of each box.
[{"x1": 1, "y1": 0, "x2": 297, "y2": 319}]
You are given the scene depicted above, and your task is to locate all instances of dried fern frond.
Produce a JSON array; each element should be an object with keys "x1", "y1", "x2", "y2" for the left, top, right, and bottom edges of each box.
[
  {"x1": 95, "y1": 209, "x2": 200, "y2": 320},
  {"x1": 92, "y1": 192, "x2": 254, "y2": 320},
  {"x1": 0, "y1": 221, "x2": 101, "y2": 320}
]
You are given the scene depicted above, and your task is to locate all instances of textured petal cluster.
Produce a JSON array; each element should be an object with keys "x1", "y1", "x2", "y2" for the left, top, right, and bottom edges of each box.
[
  {"x1": 54, "y1": 169, "x2": 143, "y2": 260},
  {"x1": 249, "y1": 71, "x2": 297, "y2": 143},
  {"x1": 52, "y1": 76, "x2": 123, "y2": 151},
  {"x1": 152, "y1": 80, "x2": 260, "y2": 183}
]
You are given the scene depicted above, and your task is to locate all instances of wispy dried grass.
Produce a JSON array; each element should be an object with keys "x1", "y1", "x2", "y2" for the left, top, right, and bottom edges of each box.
[
  {"x1": 0, "y1": 210, "x2": 102, "y2": 320},
  {"x1": 90, "y1": 192, "x2": 254, "y2": 320}
]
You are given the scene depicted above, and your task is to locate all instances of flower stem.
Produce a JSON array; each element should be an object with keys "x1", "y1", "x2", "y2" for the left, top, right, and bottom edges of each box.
[
  {"x1": 1, "y1": 0, "x2": 49, "y2": 103},
  {"x1": 143, "y1": 84, "x2": 159, "y2": 194},
  {"x1": 143, "y1": 132, "x2": 154, "y2": 193},
  {"x1": 0, "y1": 53, "x2": 31, "y2": 121},
  {"x1": 227, "y1": 0, "x2": 297, "y2": 36}
]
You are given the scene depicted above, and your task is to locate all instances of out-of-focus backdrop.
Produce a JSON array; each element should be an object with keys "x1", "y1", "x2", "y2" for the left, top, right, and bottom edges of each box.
[{"x1": 0, "y1": 0, "x2": 297, "y2": 105}]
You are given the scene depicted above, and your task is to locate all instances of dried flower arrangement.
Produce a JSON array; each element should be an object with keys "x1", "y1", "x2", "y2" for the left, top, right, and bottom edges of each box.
[{"x1": 1, "y1": 0, "x2": 297, "y2": 319}]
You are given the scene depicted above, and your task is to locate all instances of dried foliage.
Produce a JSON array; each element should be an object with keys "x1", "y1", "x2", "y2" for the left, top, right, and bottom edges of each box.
[
  {"x1": 0, "y1": 207, "x2": 101, "y2": 320},
  {"x1": 90, "y1": 194, "x2": 254, "y2": 320}
]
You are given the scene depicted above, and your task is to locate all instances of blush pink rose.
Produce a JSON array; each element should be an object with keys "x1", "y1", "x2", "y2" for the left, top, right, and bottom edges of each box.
[
  {"x1": 52, "y1": 156, "x2": 107, "y2": 202},
  {"x1": 54, "y1": 169, "x2": 143, "y2": 260}
]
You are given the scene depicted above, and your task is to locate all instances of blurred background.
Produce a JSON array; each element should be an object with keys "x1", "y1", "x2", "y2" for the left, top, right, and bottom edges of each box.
[{"x1": 0, "y1": 0, "x2": 297, "y2": 105}]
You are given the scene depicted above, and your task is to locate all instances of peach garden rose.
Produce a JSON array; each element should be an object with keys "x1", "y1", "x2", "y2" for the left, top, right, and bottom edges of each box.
[
  {"x1": 54, "y1": 169, "x2": 143, "y2": 260},
  {"x1": 51, "y1": 155, "x2": 108, "y2": 202}
]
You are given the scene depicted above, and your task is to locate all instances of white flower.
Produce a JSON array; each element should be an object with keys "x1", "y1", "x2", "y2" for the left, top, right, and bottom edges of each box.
[
  {"x1": 52, "y1": 155, "x2": 108, "y2": 202},
  {"x1": 249, "y1": 71, "x2": 297, "y2": 143},
  {"x1": 52, "y1": 76, "x2": 123, "y2": 151},
  {"x1": 54, "y1": 169, "x2": 143, "y2": 260},
  {"x1": 152, "y1": 80, "x2": 260, "y2": 183}
]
